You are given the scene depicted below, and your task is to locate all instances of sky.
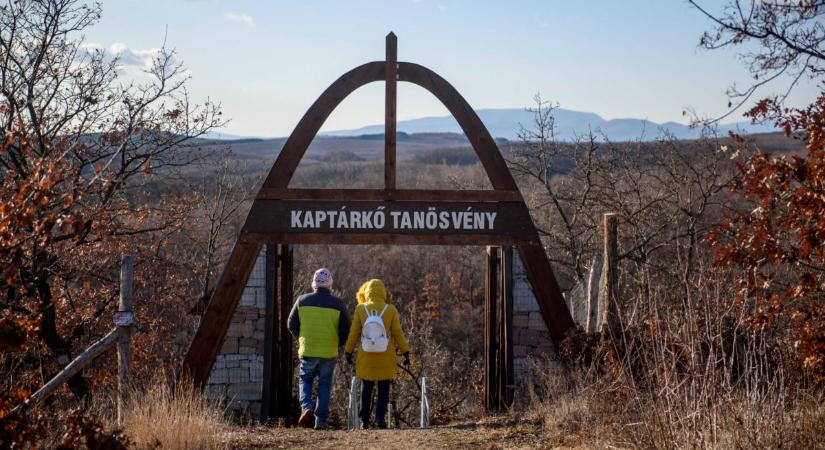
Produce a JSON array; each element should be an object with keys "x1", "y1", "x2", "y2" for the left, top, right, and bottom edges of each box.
[{"x1": 84, "y1": 0, "x2": 820, "y2": 137}]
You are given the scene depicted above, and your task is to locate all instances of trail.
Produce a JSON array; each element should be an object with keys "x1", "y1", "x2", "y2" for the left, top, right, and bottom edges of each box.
[{"x1": 223, "y1": 418, "x2": 552, "y2": 450}]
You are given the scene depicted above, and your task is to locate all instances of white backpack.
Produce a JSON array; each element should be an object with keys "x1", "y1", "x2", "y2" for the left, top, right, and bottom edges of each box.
[{"x1": 361, "y1": 304, "x2": 389, "y2": 353}]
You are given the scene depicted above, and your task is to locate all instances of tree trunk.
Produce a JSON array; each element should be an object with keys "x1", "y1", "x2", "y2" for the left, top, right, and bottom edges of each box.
[{"x1": 34, "y1": 257, "x2": 90, "y2": 401}]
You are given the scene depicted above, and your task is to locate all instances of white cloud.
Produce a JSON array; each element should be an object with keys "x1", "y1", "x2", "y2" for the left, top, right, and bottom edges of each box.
[
  {"x1": 109, "y1": 42, "x2": 166, "y2": 71},
  {"x1": 436, "y1": 3, "x2": 447, "y2": 11},
  {"x1": 225, "y1": 12, "x2": 254, "y2": 27}
]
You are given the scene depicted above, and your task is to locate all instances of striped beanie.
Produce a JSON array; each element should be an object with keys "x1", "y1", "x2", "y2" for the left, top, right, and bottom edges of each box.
[{"x1": 312, "y1": 268, "x2": 333, "y2": 290}]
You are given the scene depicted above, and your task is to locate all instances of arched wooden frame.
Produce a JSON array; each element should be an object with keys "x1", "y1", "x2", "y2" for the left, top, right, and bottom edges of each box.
[{"x1": 181, "y1": 34, "x2": 575, "y2": 390}]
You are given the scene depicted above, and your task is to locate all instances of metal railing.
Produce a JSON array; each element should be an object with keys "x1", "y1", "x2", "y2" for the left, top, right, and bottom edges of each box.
[
  {"x1": 347, "y1": 374, "x2": 430, "y2": 429},
  {"x1": 420, "y1": 376, "x2": 430, "y2": 428},
  {"x1": 347, "y1": 375, "x2": 360, "y2": 430}
]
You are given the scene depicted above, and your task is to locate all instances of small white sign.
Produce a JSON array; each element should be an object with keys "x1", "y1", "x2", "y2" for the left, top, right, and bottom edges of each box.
[{"x1": 113, "y1": 311, "x2": 134, "y2": 327}]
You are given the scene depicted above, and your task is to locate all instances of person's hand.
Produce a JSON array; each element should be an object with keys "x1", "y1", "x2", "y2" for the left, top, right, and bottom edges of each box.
[
  {"x1": 345, "y1": 352, "x2": 353, "y2": 365},
  {"x1": 402, "y1": 352, "x2": 411, "y2": 367}
]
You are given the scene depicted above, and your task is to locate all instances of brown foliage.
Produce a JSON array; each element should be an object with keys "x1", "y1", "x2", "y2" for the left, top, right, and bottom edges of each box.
[{"x1": 709, "y1": 93, "x2": 825, "y2": 380}]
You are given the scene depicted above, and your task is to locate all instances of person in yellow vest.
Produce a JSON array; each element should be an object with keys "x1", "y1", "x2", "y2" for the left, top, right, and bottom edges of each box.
[
  {"x1": 344, "y1": 279, "x2": 410, "y2": 429},
  {"x1": 287, "y1": 268, "x2": 350, "y2": 429}
]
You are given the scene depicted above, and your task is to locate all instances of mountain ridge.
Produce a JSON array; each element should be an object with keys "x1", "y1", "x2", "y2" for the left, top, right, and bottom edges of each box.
[{"x1": 320, "y1": 107, "x2": 774, "y2": 141}]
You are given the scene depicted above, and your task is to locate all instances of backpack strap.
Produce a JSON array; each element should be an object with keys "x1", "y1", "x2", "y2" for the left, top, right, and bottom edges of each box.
[{"x1": 378, "y1": 305, "x2": 389, "y2": 318}]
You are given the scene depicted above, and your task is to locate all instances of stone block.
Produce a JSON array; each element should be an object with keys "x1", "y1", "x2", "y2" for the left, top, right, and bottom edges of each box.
[
  {"x1": 220, "y1": 337, "x2": 238, "y2": 354},
  {"x1": 241, "y1": 320, "x2": 255, "y2": 338},
  {"x1": 226, "y1": 322, "x2": 242, "y2": 337},
  {"x1": 228, "y1": 382, "x2": 262, "y2": 401},
  {"x1": 229, "y1": 367, "x2": 248, "y2": 383},
  {"x1": 512, "y1": 314, "x2": 528, "y2": 328},
  {"x1": 528, "y1": 312, "x2": 546, "y2": 331},
  {"x1": 239, "y1": 345, "x2": 257, "y2": 355},
  {"x1": 208, "y1": 368, "x2": 228, "y2": 384},
  {"x1": 204, "y1": 384, "x2": 226, "y2": 400},
  {"x1": 513, "y1": 345, "x2": 527, "y2": 357}
]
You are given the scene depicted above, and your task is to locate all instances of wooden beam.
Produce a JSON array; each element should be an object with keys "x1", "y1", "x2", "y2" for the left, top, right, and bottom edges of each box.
[
  {"x1": 385, "y1": 32, "x2": 397, "y2": 190},
  {"x1": 500, "y1": 246, "x2": 514, "y2": 407},
  {"x1": 398, "y1": 62, "x2": 519, "y2": 192},
  {"x1": 180, "y1": 240, "x2": 262, "y2": 388},
  {"x1": 275, "y1": 245, "x2": 294, "y2": 420},
  {"x1": 261, "y1": 244, "x2": 279, "y2": 421},
  {"x1": 241, "y1": 232, "x2": 529, "y2": 246},
  {"x1": 263, "y1": 61, "x2": 385, "y2": 189},
  {"x1": 484, "y1": 246, "x2": 499, "y2": 410},
  {"x1": 29, "y1": 329, "x2": 118, "y2": 407},
  {"x1": 256, "y1": 188, "x2": 523, "y2": 203}
]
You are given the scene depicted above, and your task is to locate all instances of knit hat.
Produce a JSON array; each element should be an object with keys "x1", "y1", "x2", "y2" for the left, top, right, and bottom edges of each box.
[{"x1": 312, "y1": 268, "x2": 333, "y2": 290}]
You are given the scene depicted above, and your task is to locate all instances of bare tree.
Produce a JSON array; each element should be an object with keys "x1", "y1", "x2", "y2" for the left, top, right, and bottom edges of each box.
[
  {"x1": 507, "y1": 94, "x2": 602, "y2": 284},
  {"x1": 689, "y1": 0, "x2": 825, "y2": 120},
  {"x1": 0, "y1": 0, "x2": 223, "y2": 398}
]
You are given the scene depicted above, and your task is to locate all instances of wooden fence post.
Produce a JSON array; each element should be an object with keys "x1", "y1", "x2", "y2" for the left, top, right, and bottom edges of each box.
[
  {"x1": 585, "y1": 255, "x2": 602, "y2": 333},
  {"x1": 116, "y1": 255, "x2": 134, "y2": 426},
  {"x1": 599, "y1": 214, "x2": 620, "y2": 334}
]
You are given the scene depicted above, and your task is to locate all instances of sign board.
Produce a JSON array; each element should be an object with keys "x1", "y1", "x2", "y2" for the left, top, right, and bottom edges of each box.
[
  {"x1": 112, "y1": 311, "x2": 134, "y2": 327},
  {"x1": 244, "y1": 200, "x2": 535, "y2": 236}
]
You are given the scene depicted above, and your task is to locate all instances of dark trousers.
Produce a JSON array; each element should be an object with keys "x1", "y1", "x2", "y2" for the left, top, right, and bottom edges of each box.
[{"x1": 360, "y1": 380, "x2": 390, "y2": 425}]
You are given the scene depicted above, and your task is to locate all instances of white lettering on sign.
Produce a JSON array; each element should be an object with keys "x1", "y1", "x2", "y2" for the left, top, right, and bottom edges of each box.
[{"x1": 288, "y1": 208, "x2": 498, "y2": 231}]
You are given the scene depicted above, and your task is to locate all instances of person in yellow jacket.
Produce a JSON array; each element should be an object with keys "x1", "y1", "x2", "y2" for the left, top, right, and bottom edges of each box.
[{"x1": 344, "y1": 279, "x2": 410, "y2": 429}]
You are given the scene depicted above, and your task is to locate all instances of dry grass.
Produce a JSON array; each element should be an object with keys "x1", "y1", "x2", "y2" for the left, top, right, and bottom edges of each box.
[
  {"x1": 121, "y1": 381, "x2": 229, "y2": 450},
  {"x1": 521, "y1": 275, "x2": 825, "y2": 449}
]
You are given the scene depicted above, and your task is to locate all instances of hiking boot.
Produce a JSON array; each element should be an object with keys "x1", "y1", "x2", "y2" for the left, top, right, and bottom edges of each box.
[
  {"x1": 314, "y1": 422, "x2": 329, "y2": 430},
  {"x1": 359, "y1": 421, "x2": 370, "y2": 430},
  {"x1": 298, "y1": 409, "x2": 314, "y2": 428},
  {"x1": 376, "y1": 421, "x2": 388, "y2": 429}
]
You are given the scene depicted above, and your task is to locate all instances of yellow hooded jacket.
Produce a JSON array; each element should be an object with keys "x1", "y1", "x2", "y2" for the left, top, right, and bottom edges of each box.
[{"x1": 344, "y1": 279, "x2": 410, "y2": 381}]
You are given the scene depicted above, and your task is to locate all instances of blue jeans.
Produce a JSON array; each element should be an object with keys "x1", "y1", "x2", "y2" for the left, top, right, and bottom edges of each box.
[{"x1": 298, "y1": 357, "x2": 337, "y2": 425}]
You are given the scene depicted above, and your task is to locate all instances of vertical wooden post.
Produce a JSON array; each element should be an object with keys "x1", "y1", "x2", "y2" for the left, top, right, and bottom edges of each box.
[
  {"x1": 116, "y1": 254, "x2": 134, "y2": 426},
  {"x1": 484, "y1": 246, "x2": 499, "y2": 410},
  {"x1": 385, "y1": 32, "x2": 397, "y2": 191},
  {"x1": 585, "y1": 255, "x2": 602, "y2": 334},
  {"x1": 275, "y1": 244, "x2": 295, "y2": 421},
  {"x1": 500, "y1": 246, "x2": 514, "y2": 407},
  {"x1": 600, "y1": 213, "x2": 620, "y2": 334},
  {"x1": 261, "y1": 244, "x2": 279, "y2": 421}
]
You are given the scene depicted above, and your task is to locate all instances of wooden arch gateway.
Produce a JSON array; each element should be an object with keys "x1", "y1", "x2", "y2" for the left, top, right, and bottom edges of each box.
[{"x1": 181, "y1": 33, "x2": 575, "y2": 417}]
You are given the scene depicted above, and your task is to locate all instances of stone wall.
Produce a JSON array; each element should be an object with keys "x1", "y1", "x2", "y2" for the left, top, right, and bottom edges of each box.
[
  {"x1": 512, "y1": 252, "x2": 557, "y2": 385},
  {"x1": 204, "y1": 248, "x2": 267, "y2": 418}
]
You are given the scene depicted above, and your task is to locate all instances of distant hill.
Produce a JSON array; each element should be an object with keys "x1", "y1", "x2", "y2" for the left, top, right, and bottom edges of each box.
[
  {"x1": 321, "y1": 108, "x2": 775, "y2": 141},
  {"x1": 195, "y1": 132, "x2": 471, "y2": 162}
]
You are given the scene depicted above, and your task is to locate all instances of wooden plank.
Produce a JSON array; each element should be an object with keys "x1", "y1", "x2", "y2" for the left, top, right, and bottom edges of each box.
[
  {"x1": 600, "y1": 213, "x2": 620, "y2": 335},
  {"x1": 256, "y1": 188, "x2": 523, "y2": 203},
  {"x1": 243, "y1": 200, "x2": 535, "y2": 237},
  {"x1": 29, "y1": 328, "x2": 118, "y2": 407},
  {"x1": 500, "y1": 246, "x2": 514, "y2": 407},
  {"x1": 275, "y1": 245, "x2": 294, "y2": 420},
  {"x1": 180, "y1": 240, "x2": 262, "y2": 388},
  {"x1": 484, "y1": 246, "x2": 499, "y2": 410},
  {"x1": 398, "y1": 62, "x2": 519, "y2": 192},
  {"x1": 242, "y1": 232, "x2": 529, "y2": 247},
  {"x1": 263, "y1": 61, "x2": 385, "y2": 189},
  {"x1": 516, "y1": 240, "x2": 576, "y2": 347},
  {"x1": 261, "y1": 244, "x2": 279, "y2": 421},
  {"x1": 385, "y1": 32, "x2": 397, "y2": 190},
  {"x1": 117, "y1": 255, "x2": 134, "y2": 426}
]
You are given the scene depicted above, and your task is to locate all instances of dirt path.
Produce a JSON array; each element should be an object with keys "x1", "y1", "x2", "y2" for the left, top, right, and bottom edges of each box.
[{"x1": 223, "y1": 418, "x2": 551, "y2": 450}]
